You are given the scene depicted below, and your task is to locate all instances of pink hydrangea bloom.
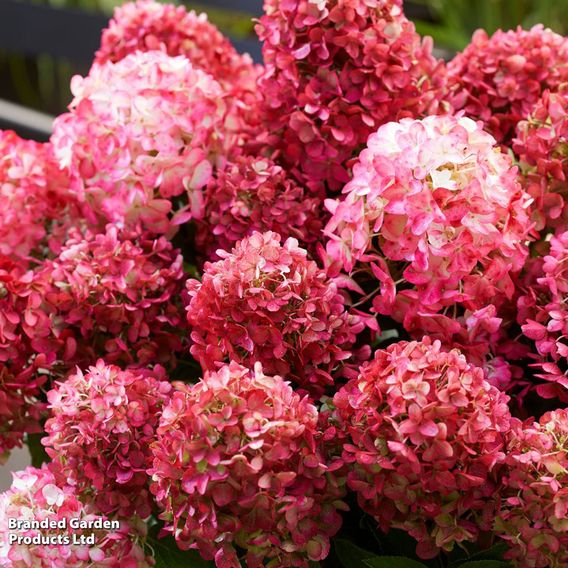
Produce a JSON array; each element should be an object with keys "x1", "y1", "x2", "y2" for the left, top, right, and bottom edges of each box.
[
  {"x1": 43, "y1": 360, "x2": 172, "y2": 518},
  {"x1": 517, "y1": 230, "x2": 568, "y2": 401},
  {"x1": 0, "y1": 131, "x2": 82, "y2": 265},
  {"x1": 325, "y1": 115, "x2": 532, "y2": 344},
  {"x1": 186, "y1": 231, "x2": 368, "y2": 395},
  {"x1": 51, "y1": 51, "x2": 228, "y2": 234},
  {"x1": 0, "y1": 465, "x2": 152, "y2": 567},
  {"x1": 514, "y1": 87, "x2": 568, "y2": 231},
  {"x1": 95, "y1": 0, "x2": 261, "y2": 98},
  {"x1": 495, "y1": 410, "x2": 568, "y2": 567},
  {"x1": 332, "y1": 337, "x2": 512, "y2": 559},
  {"x1": 256, "y1": 0, "x2": 446, "y2": 194},
  {"x1": 195, "y1": 156, "x2": 323, "y2": 263},
  {"x1": 149, "y1": 361, "x2": 345, "y2": 567},
  {"x1": 45, "y1": 225, "x2": 186, "y2": 368},
  {"x1": 0, "y1": 224, "x2": 185, "y2": 418},
  {"x1": 447, "y1": 26, "x2": 568, "y2": 144}
]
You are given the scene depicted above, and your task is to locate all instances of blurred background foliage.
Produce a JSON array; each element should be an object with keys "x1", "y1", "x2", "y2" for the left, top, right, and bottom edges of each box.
[{"x1": 1, "y1": 0, "x2": 568, "y2": 116}]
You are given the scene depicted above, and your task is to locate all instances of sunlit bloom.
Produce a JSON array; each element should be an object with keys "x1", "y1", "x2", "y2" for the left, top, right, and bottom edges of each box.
[
  {"x1": 51, "y1": 51, "x2": 228, "y2": 234},
  {"x1": 325, "y1": 115, "x2": 532, "y2": 346},
  {"x1": 150, "y1": 362, "x2": 345, "y2": 567}
]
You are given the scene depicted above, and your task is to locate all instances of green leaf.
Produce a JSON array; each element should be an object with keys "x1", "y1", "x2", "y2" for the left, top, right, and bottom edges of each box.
[
  {"x1": 364, "y1": 557, "x2": 428, "y2": 568},
  {"x1": 458, "y1": 562, "x2": 511, "y2": 568},
  {"x1": 150, "y1": 535, "x2": 216, "y2": 568},
  {"x1": 25, "y1": 432, "x2": 49, "y2": 468},
  {"x1": 334, "y1": 539, "x2": 377, "y2": 568}
]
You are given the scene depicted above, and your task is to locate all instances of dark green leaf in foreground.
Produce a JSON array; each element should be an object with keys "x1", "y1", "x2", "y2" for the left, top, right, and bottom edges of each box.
[
  {"x1": 150, "y1": 535, "x2": 215, "y2": 568},
  {"x1": 364, "y1": 556, "x2": 428, "y2": 568}
]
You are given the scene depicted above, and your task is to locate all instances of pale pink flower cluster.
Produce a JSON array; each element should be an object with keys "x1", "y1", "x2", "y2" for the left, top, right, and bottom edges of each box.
[
  {"x1": 332, "y1": 338, "x2": 512, "y2": 559},
  {"x1": 195, "y1": 156, "x2": 323, "y2": 262},
  {"x1": 186, "y1": 231, "x2": 368, "y2": 395},
  {"x1": 447, "y1": 25, "x2": 568, "y2": 144},
  {"x1": 0, "y1": 131, "x2": 80, "y2": 266},
  {"x1": 514, "y1": 87, "x2": 568, "y2": 230},
  {"x1": 149, "y1": 361, "x2": 345, "y2": 567},
  {"x1": 43, "y1": 360, "x2": 172, "y2": 518},
  {"x1": 495, "y1": 409, "x2": 568, "y2": 567},
  {"x1": 95, "y1": 0, "x2": 260, "y2": 98},
  {"x1": 0, "y1": 465, "x2": 152, "y2": 567},
  {"x1": 256, "y1": 0, "x2": 446, "y2": 194},
  {"x1": 325, "y1": 115, "x2": 532, "y2": 347},
  {"x1": 51, "y1": 51, "x2": 228, "y2": 234},
  {"x1": 518, "y1": 230, "x2": 568, "y2": 401}
]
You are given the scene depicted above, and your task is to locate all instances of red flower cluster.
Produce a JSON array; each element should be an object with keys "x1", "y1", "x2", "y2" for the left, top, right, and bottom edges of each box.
[
  {"x1": 195, "y1": 156, "x2": 323, "y2": 263},
  {"x1": 256, "y1": 0, "x2": 445, "y2": 194},
  {"x1": 518, "y1": 230, "x2": 568, "y2": 400},
  {"x1": 447, "y1": 25, "x2": 568, "y2": 144},
  {"x1": 332, "y1": 338, "x2": 512, "y2": 559},
  {"x1": 150, "y1": 362, "x2": 345, "y2": 567},
  {"x1": 514, "y1": 87, "x2": 568, "y2": 230},
  {"x1": 496, "y1": 409, "x2": 568, "y2": 568},
  {"x1": 186, "y1": 232, "x2": 368, "y2": 395},
  {"x1": 0, "y1": 131, "x2": 81, "y2": 266},
  {"x1": 43, "y1": 360, "x2": 172, "y2": 518}
]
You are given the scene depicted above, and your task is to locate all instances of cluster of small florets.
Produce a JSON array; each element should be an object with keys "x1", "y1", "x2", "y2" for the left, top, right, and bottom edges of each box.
[
  {"x1": 149, "y1": 361, "x2": 345, "y2": 567},
  {"x1": 186, "y1": 231, "x2": 368, "y2": 395},
  {"x1": 51, "y1": 51, "x2": 228, "y2": 234},
  {"x1": 0, "y1": 131, "x2": 81, "y2": 266},
  {"x1": 332, "y1": 337, "x2": 512, "y2": 559},
  {"x1": 0, "y1": 465, "x2": 152, "y2": 567},
  {"x1": 43, "y1": 361, "x2": 172, "y2": 518},
  {"x1": 517, "y1": 231, "x2": 568, "y2": 400},
  {"x1": 43, "y1": 225, "x2": 186, "y2": 368},
  {"x1": 325, "y1": 115, "x2": 532, "y2": 346},
  {"x1": 447, "y1": 26, "x2": 568, "y2": 144},
  {"x1": 514, "y1": 87, "x2": 568, "y2": 230},
  {"x1": 495, "y1": 409, "x2": 568, "y2": 568},
  {"x1": 95, "y1": 0, "x2": 260, "y2": 98},
  {"x1": 256, "y1": 0, "x2": 446, "y2": 194},
  {"x1": 195, "y1": 156, "x2": 323, "y2": 262}
]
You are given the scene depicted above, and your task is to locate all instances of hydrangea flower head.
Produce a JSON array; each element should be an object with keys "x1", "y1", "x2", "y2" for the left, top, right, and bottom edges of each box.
[
  {"x1": 0, "y1": 131, "x2": 81, "y2": 265},
  {"x1": 325, "y1": 114, "x2": 532, "y2": 341},
  {"x1": 150, "y1": 361, "x2": 345, "y2": 567},
  {"x1": 518, "y1": 230, "x2": 568, "y2": 401},
  {"x1": 514, "y1": 87, "x2": 568, "y2": 230},
  {"x1": 333, "y1": 337, "x2": 512, "y2": 558},
  {"x1": 43, "y1": 360, "x2": 172, "y2": 518},
  {"x1": 447, "y1": 25, "x2": 568, "y2": 144},
  {"x1": 196, "y1": 155, "x2": 323, "y2": 262},
  {"x1": 45, "y1": 225, "x2": 186, "y2": 368},
  {"x1": 186, "y1": 231, "x2": 367, "y2": 395},
  {"x1": 495, "y1": 409, "x2": 568, "y2": 567},
  {"x1": 0, "y1": 465, "x2": 152, "y2": 567},
  {"x1": 256, "y1": 0, "x2": 446, "y2": 193},
  {"x1": 95, "y1": 0, "x2": 261, "y2": 99},
  {"x1": 51, "y1": 51, "x2": 228, "y2": 234}
]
